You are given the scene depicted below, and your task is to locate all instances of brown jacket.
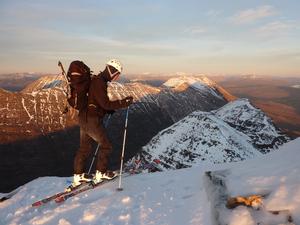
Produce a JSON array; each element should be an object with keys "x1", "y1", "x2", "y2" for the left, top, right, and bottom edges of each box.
[{"x1": 86, "y1": 74, "x2": 128, "y2": 119}]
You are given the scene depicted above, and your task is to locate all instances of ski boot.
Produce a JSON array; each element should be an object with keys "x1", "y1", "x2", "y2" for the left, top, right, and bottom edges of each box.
[
  {"x1": 93, "y1": 170, "x2": 118, "y2": 185},
  {"x1": 65, "y1": 173, "x2": 93, "y2": 192}
]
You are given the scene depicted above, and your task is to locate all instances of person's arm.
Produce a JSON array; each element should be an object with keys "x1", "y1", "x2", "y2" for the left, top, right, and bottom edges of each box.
[{"x1": 92, "y1": 79, "x2": 132, "y2": 110}]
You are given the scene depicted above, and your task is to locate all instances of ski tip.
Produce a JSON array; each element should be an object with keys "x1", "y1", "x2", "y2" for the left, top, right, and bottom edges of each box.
[
  {"x1": 55, "y1": 196, "x2": 64, "y2": 203},
  {"x1": 116, "y1": 187, "x2": 123, "y2": 191},
  {"x1": 32, "y1": 201, "x2": 42, "y2": 207}
]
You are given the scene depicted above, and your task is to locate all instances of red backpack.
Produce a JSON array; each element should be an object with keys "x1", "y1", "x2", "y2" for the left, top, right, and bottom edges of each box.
[{"x1": 67, "y1": 61, "x2": 91, "y2": 111}]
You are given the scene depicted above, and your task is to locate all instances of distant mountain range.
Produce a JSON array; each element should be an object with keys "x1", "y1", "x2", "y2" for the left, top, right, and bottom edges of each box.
[{"x1": 0, "y1": 73, "x2": 49, "y2": 92}]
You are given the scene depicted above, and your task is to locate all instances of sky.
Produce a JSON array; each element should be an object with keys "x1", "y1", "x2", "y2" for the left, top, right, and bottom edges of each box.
[{"x1": 0, "y1": 0, "x2": 299, "y2": 76}]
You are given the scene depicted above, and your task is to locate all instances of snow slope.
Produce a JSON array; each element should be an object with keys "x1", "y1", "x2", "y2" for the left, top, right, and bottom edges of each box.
[
  {"x1": 0, "y1": 169, "x2": 212, "y2": 225},
  {"x1": 0, "y1": 138, "x2": 299, "y2": 224},
  {"x1": 140, "y1": 111, "x2": 261, "y2": 169},
  {"x1": 209, "y1": 137, "x2": 300, "y2": 225}
]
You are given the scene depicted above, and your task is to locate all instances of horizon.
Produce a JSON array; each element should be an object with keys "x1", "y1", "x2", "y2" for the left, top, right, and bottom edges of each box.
[
  {"x1": 1, "y1": 71, "x2": 300, "y2": 79},
  {"x1": 0, "y1": 1, "x2": 300, "y2": 76}
]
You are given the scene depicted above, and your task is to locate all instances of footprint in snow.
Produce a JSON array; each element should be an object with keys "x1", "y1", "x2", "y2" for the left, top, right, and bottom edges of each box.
[
  {"x1": 181, "y1": 194, "x2": 194, "y2": 200},
  {"x1": 161, "y1": 180, "x2": 175, "y2": 187}
]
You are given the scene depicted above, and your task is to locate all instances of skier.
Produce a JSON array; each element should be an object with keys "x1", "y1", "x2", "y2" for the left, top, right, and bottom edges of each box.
[{"x1": 69, "y1": 59, "x2": 133, "y2": 189}]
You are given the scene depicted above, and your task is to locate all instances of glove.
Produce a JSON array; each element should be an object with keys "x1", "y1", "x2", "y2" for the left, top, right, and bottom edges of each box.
[
  {"x1": 122, "y1": 96, "x2": 133, "y2": 107},
  {"x1": 107, "y1": 110, "x2": 115, "y2": 115}
]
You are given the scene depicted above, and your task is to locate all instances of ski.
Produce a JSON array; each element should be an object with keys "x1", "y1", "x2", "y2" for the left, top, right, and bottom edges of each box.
[
  {"x1": 55, "y1": 176, "x2": 118, "y2": 203},
  {"x1": 32, "y1": 172, "x2": 131, "y2": 207},
  {"x1": 31, "y1": 182, "x2": 88, "y2": 207}
]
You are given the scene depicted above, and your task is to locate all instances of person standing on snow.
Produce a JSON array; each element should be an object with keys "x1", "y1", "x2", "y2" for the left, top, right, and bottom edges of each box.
[{"x1": 69, "y1": 59, "x2": 133, "y2": 189}]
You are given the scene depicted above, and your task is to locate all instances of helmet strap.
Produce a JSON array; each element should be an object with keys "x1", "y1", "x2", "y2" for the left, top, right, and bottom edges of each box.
[{"x1": 107, "y1": 65, "x2": 120, "y2": 81}]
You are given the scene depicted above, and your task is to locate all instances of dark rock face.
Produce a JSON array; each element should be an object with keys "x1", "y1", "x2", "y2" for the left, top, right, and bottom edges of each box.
[
  {"x1": 0, "y1": 128, "x2": 79, "y2": 192},
  {"x1": 0, "y1": 75, "x2": 228, "y2": 192}
]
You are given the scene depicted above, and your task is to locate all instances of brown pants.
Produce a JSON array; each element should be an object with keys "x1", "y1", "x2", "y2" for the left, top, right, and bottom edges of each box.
[{"x1": 74, "y1": 115, "x2": 112, "y2": 174}]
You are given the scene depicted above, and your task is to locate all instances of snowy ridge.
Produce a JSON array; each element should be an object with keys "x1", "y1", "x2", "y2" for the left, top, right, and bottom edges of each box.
[
  {"x1": 21, "y1": 75, "x2": 66, "y2": 93},
  {"x1": 139, "y1": 110, "x2": 261, "y2": 170},
  {"x1": 214, "y1": 98, "x2": 290, "y2": 152},
  {"x1": 163, "y1": 75, "x2": 222, "y2": 99},
  {"x1": 291, "y1": 84, "x2": 300, "y2": 89},
  {"x1": 108, "y1": 81, "x2": 161, "y2": 110},
  {"x1": 133, "y1": 98, "x2": 289, "y2": 171},
  {"x1": 0, "y1": 138, "x2": 299, "y2": 224},
  {"x1": 163, "y1": 75, "x2": 215, "y2": 89}
]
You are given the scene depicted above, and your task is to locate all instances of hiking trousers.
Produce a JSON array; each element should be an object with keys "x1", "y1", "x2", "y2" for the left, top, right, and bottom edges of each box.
[{"x1": 74, "y1": 115, "x2": 112, "y2": 174}]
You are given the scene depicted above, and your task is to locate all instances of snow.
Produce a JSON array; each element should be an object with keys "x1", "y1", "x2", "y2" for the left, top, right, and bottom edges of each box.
[
  {"x1": 163, "y1": 76, "x2": 222, "y2": 99},
  {"x1": 0, "y1": 170, "x2": 211, "y2": 225},
  {"x1": 163, "y1": 76, "x2": 215, "y2": 90},
  {"x1": 291, "y1": 85, "x2": 300, "y2": 89},
  {"x1": 214, "y1": 98, "x2": 289, "y2": 151},
  {"x1": 141, "y1": 111, "x2": 261, "y2": 169},
  {"x1": 1, "y1": 138, "x2": 299, "y2": 224},
  {"x1": 21, "y1": 97, "x2": 34, "y2": 123}
]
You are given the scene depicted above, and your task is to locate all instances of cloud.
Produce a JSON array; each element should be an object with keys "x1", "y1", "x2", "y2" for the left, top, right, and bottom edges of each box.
[
  {"x1": 255, "y1": 21, "x2": 296, "y2": 37},
  {"x1": 231, "y1": 5, "x2": 277, "y2": 24}
]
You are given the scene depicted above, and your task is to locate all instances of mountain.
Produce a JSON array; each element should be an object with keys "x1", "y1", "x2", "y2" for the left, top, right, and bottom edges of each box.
[
  {"x1": 0, "y1": 80, "x2": 76, "y2": 143},
  {"x1": 0, "y1": 77, "x2": 78, "y2": 192},
  {"x1": 140, "y1": 111, "x2": 261, "y2": 170},
  {"x1": 0, "y1": 73, "x2": 47, "y2": 92},
  {"x1": 214, "y1": 75, "x2": 300, "y2": 138},
  {"x1": 214, "y1": 98, "x2": 290, "y2": 152},
  {"x1": 132, "y1": 99, "x2": 289, "y2": 170},
  {"x1": 0, "y1": 75, "x2": 230, "y2": 192},
  {"x1": 1, "y1": 138, "x2": 299, "y2": 225}
]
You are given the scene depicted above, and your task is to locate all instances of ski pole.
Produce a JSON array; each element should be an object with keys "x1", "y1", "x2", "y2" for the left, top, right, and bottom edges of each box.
[
  {"x1": 117, "y1": 106, "x2": 129, "y2": 191},
  {"x1": 87, "y1": 114, "x2": 112, "y2": 174}
]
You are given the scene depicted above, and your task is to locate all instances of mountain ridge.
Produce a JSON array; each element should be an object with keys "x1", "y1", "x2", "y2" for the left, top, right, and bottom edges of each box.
[{"x1": 130, "y1": 98, "x2": 290, "y2": 170}]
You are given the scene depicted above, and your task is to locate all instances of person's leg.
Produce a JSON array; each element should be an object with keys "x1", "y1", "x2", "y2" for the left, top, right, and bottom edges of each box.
[
  {"x1": 86, "y1": 117, "x2": 117, "y2": 181},
  {"x1": 87, "y1": 120, "x2": 112, "y2": 173},
  {"x1": 74, "y1": 128, "x2": 93, "y2": 174}
]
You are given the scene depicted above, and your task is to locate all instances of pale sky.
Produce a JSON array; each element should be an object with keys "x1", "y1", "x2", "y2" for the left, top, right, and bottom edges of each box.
[{"x1": 0, "y1": 0, "x2": 299, "y2": 76}]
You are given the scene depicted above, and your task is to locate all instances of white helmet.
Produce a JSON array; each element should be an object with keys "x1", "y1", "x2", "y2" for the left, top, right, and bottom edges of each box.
[{"x1": 106, "y1": 59, "x2": 123, "y2": 73}]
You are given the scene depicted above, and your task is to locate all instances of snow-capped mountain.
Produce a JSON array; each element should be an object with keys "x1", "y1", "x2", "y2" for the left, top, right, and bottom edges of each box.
[
  {"x1": 163, "y1": 75, "x2": 219, "y2": 93},
  {"x1": 1, "y1": 138, "x2": 299, "y2": 225},
  {"x1": 138, "y1": 111, "x2": 261, "y2": 170},
  {"x1": 21, "y1": 75, "x2": 66, "y2": 93},
  {"x1": 162, "y1": 75, "x2": 236, "y2": 102},
  {"x1": 133, "y1": 99, "x2": 289, "y2": 170},
  {"x1": 214, "y1": 98, "x2": 290, "y2": 152}
]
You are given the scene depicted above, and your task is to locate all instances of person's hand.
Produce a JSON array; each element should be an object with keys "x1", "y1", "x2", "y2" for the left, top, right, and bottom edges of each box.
[
  {"x1": 123, "y1": 96, "x2": 133, "y2": 106},
  {"x1": 107, "y1": 110, "x2": 115, "y2": 115}
]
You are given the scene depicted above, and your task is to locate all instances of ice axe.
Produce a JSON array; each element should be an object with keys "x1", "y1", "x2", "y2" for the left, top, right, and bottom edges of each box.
[{"x1": 58, "y1": 61, "x2": 69, "y2": 83}]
